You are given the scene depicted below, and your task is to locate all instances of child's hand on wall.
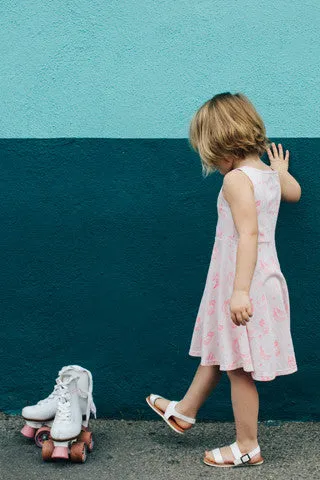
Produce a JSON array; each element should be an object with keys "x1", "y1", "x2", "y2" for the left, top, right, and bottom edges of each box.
[
  {"x1": 266, "y1": 143, "x2": 289, "y2": 174},
  {"x1": 230, "y1": 290, "x2": 253, "y2": 326}
]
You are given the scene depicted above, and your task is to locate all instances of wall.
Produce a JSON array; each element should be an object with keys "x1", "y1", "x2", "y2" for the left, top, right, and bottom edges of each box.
[{"x1": 0, "y1": 1, "x2": 319, "y2": 420}]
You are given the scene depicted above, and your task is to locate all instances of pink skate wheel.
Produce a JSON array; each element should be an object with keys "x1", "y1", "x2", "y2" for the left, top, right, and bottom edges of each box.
[
  {"x1": 70, "y1": 441, "x2": 87, "y2": 463},
  {"x1": 51, "y1": 446, "x2": 69, "y2": 460},
  {"x1": 42, "y1": 440, "x2": 54, "y2": 462},
  {"x1": 21, "y1": 424, "x2": 36, "y2": 439},
  {"x1": 78, "y1": 431, "x2": 94, "y2": 452},
  {"x1": 34, "y1": 426, "x2": 51, "y2": 448}
]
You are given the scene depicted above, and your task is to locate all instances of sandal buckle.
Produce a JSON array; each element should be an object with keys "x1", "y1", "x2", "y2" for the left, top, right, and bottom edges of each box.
[{"x1": 240, "y1": 453, "x2": 251, "y2": 464}]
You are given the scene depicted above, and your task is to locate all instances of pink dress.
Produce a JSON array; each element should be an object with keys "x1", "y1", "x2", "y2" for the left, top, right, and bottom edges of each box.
[{"x1": 189, "y1": 166, "x2": 297, "y2": 381}]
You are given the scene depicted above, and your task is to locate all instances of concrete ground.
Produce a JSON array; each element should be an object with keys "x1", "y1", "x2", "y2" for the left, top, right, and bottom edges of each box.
[{"x1": 0, "y1": 413, "x2": 319, "y2": 480}]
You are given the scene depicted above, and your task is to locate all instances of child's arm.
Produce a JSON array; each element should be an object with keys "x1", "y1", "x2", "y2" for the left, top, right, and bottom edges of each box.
[
  {"x1": 222, "y1": 171, "x2": 258, "y2": 326},
  {"x1": 267, "y1": 143, "x2": 301, "y2": 202}
]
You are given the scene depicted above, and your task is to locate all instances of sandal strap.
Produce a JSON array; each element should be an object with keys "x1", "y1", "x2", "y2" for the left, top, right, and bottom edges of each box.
[
  {"x1": 211, "y1": 448, "x2": 224, "y2": 464},
  {"x1": 164, "y1": 401, "x2": 196, "y2": 424},
  {"x1": 149, "y1": 394, "x2": 163, "y2": 406},
  {"x1": 230, "y1": 442, "x2": 261, "y2": 465}
]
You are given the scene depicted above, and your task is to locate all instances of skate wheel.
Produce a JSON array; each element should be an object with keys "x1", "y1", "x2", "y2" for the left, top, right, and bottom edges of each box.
[
  {"x1": 70, "y1": 441, "x2": 87, "y2": 463},
  {"x1": 42, "y1": 440, "x2": 54, "y2": 462},
  {"x1": 78, "y1": 431, "x2": 94, "y2": 452},
  {"x1": 34, "y1": 426, "x2": 51, "y2": 448}
]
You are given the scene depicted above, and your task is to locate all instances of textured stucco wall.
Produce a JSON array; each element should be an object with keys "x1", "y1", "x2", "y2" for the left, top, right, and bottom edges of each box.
[
  {"x1": 0, "y1": 139, "x2": 318, "y2": 420},
  {"x1": 0, "y1": 0, "x2": 319, "y2": 138},
  {"x1": 0, "y1": 1, "x2": 319, "y2": 420}
]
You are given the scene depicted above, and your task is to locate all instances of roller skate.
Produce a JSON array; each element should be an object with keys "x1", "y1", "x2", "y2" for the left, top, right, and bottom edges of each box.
[
  {"x1": 42, "y1": 366, "x2": 96, "y2": 463},
  {"x1": 21, "y1": 365, "x2": 72, "y2": 447}
]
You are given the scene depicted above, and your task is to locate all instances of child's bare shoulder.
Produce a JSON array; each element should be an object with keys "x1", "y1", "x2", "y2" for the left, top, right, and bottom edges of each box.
[{"x1": 223, "y1": 169, "x2": 254, "y2": 192}]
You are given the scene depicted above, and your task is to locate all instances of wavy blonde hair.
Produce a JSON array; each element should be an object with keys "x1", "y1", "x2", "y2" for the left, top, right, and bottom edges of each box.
[{"x1": 189, "y1": 92, "x2": 272, "y2": 176}]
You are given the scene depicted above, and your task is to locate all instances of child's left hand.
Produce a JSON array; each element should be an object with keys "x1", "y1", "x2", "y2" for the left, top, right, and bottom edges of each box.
[{"x1": 230, "y1": 290, "x2": 253, "y2": 326}]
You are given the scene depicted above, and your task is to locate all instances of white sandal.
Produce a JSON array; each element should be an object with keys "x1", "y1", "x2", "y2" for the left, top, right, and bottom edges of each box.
[
  {"x1": 146, "y1": 394, "x2": 196, "y2": 434},
  {"x1": 204, "y1": 441, "x2": 264, "y2": 468}
]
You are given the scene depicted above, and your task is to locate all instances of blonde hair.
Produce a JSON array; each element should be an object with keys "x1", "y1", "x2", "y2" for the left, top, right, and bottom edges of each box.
[{"x1": 189, "y1": 92, "x2": 272, "y2": 176}]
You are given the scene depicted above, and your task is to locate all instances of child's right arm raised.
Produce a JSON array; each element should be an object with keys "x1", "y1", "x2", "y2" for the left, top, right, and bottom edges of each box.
[{"x1": 266, "y1": 143, "x2": 301, "y2": 203}]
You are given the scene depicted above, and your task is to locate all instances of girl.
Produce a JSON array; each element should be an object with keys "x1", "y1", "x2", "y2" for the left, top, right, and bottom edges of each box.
[{"x1": 146, "y1": 92, "x2": 301, "y2": 468}]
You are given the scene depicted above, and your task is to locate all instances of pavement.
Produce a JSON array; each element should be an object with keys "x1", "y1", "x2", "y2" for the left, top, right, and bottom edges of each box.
[{"x1": 0, "y1": 413, "x2": 319, "y2": 480}]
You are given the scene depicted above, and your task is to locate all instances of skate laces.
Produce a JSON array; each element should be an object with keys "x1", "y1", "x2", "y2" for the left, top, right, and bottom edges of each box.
[
  {"x1": 35, "y1": 366, "x2": 97, "y2": 419},
  {"x1": 37, "y1": 378, "x2": 64, "y2": 405},
  {"x1": 55, "y1": 386, "x2": 72, "y2": 422},
  {"x1": 90, "y1": 397, "x2": 97, "y2": 419}
]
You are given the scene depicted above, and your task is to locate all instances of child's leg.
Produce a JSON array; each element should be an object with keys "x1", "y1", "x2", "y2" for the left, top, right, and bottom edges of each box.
[
  {"x1": 229, "y1": 369, "x2": 259, "y2": 451},
  {"x1": 179, "y1": 364, "x2": 222, "y2": 417},
  {"x1": 155, "y1": 364, "x2": 222, "y2": 430},
  {"x1": 205, "y1": 368, "x2": 261, "y2": 462}
]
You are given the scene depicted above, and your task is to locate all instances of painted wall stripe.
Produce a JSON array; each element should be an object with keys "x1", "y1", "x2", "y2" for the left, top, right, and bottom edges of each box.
[
  {"x1": 0, "y1": 138, "x2": 318, "y2": 419},
  {"x1": 0, "y1": 1, "x2": 319, "y2": 137}
]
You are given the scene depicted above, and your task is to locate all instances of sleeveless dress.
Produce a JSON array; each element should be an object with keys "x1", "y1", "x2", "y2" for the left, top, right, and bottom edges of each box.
[{"x1": 189, "y1": 166, "x2": 297, "y2": 381}]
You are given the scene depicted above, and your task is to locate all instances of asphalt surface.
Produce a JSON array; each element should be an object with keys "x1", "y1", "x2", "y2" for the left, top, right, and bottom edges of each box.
[{"x1": 0, "y1": 413, "x2": 319, "y2": 479}]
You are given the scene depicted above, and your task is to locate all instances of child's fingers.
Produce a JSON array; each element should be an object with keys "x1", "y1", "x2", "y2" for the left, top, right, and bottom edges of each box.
[
  {"x1": 236, "y1": 311, "x2": 246, "y2": 326},
  {"x1": 266, "y1": 147, "x2": 273, "y2": 160},
  {"x1": 231, "y1": 312, "x2": 238, "y2": 325},
  {"x1": 242, "y1": 310, "x2": 250, "y2": 322},
  {"x1": 231, "y1": 309, "x2": 250, "y2": 326},
  {"x1": 236, "y1": 312, "x2": 242, "y2": 324},
  {"x1": 271, "y1": 143, "x2": 279, "y2": 158},
  {"x1": 235, "y1": 313, "x2": 242, "y2": 326},
  {"x1": 247, "y1": 304, "x2": 253, "y2": 317},
  {"x1": 285, "y1": 149, "x2": 290, "y2": 162},
  {"x1": 278, "y1": 143, "x2": 283, "y2": 158}
]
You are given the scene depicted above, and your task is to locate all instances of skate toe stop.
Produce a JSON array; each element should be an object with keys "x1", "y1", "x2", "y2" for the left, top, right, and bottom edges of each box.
[
  {"x1": 21, "y1": 425, "x2": 36, "y2": 438},
  {"x1": 52, "y1": 446, "x2": 69, "y2": 460}
]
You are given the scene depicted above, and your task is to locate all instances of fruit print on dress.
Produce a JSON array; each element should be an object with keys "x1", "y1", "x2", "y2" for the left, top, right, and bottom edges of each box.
[
  {"x1": 274, "y1": 341, "x2": 281, "y2": 357},
  {"x1": 207, "y1": 300, "x2": 216, "y2": 315},
  {"x1": 273, "y1": 307, "x2": 286, "y2": 322},
  {"x1": 212, "y1": 272, "x2": 219, "y2": 289},
  {"x1": 189, "y1": 166, "x2": 297, "y2": 381},
  {"x1": 194, "y1": 316, "x2": 202, "y2": 332},
  {"x1": 203, "y1": 331, "x2": 215, "y2": 345},
  {"x1": 288, "y1": 355, "x2": 296, "y2": 369},
  {"x1": 259, "y1": 319, "x2": 270, "y2": 335}
]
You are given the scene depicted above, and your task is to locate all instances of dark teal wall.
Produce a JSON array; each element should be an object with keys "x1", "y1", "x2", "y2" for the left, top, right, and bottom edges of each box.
[{"x1": 0, "y1": 138, "x2": 318, "y2": 420}]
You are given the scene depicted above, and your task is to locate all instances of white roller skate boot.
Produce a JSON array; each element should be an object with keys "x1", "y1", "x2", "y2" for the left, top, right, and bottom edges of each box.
[
  {"x1": 21, "y1": 365, "x2": 74, "y2": 447},
  {"x1": 42, "y1": 365, "x2": 96, "y2": 463}
]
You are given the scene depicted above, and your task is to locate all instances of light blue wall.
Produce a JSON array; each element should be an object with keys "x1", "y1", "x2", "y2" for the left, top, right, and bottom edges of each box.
[{"x1": 0, "y1": 0, "x2": 319, "y2": 138}]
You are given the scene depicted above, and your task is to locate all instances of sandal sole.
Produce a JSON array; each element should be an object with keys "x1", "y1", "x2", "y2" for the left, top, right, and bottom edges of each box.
[
  {"x1": 203, "y1": 458, "x2": 264, "y2": 468},
  {"x1": 145, "y1": 396, "x2": 186, "y2": 434}
]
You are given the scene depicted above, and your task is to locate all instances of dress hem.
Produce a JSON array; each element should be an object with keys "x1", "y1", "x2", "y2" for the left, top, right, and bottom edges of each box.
[{"x1": 188, "y1": 351, "x2": 297, "y2": 381}]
